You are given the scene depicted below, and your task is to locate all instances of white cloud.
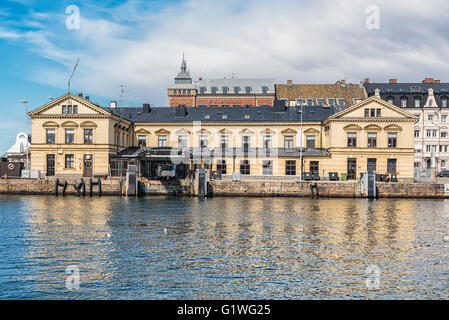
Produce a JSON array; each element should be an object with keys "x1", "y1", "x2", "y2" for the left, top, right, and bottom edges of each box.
[{"x1": 6, "y1": 0, "x2": 449, "y2": 105}]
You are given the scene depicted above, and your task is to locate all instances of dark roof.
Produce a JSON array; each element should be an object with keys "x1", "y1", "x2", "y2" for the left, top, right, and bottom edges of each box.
[
  {"x1": 103, "y1": 105, "x2": 337, "y2": 123},
  {"x1": 363, "y1": 83, "x2": 449, "y2": 108}
]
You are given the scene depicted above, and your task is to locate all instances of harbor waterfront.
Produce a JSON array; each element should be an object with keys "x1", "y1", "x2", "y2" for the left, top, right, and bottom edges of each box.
[{"x1": 0, "y1": 195, "x2": 448, "y2": 299}]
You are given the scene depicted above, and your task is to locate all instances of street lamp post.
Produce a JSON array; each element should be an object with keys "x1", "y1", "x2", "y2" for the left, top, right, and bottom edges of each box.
[
  {"x1": 20, "y1": 99, "x2": 30, "y2": 170},
  {"x1": 297, "y1": 101, "x2": 303, "y2": 182}
]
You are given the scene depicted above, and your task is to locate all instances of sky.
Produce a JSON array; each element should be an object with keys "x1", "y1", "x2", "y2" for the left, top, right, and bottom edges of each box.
[{"x1": 2, "y1": 0, "x2": 449, "y2": 153}]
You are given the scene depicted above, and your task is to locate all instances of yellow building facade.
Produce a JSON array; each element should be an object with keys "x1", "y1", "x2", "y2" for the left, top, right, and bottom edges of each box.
[{"x1": 29, "y1": 94, "x2": 417, "y2": 180}]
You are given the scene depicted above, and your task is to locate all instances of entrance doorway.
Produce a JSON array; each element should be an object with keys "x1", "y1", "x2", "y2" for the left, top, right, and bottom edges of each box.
[
  {"x1": 46, "y1": 154, "x2": 55, "y2": 176},
  {"x1": 347, "y1": 158, "x2": 356, "y2": 180},
  {"x1": 367, "y1": 158, "x2": 377, "y2": 174},
  {"x1": 83, "y1": 154, "x2": 93, "y2": 177}
]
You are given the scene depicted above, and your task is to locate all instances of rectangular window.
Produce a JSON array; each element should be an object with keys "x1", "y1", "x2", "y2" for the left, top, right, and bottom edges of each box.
[
  {"x1": 428, "y1": 114, "x2": 434, "y2": 121},
  {"x1": 220, "y1": 135, "x2": 229, "y2": 149},
  {"x1": 415, "y1": 99, "x2": 421, "y2": 108},
  {"x1": 347, "y1": 132, "x2": 357, "y2": 147},
  {"x1": 68, "y1": 105, "x2": 72, "y2": 114},
  {"x1": 388, "y1": 133, "x2": 397, "y2": 148},
  {"x1": 217, "y1": 160, "x2": 227, "y2": 174},
  {"x1": 65, "y1": 129, "x2": 74, "y2": 144},
  {"x1": 240, "y1": 160, "x2": 250, "y2": 175},
  {"x1": 442, "y1": 115, "x2": 447, "y2": 123},
  {"x1": 306, "y1": 99, "x2": 314, "y2": 106},
  {"x1": 441, "y1": 132, "x2": 447, "y2": 138},
  {"x1": 296, "y1": 99, "x2": 304, "y2": 107},
  {"x1": 65, "y1": 154, "x2": 74, "y2": 169},
  {"x1": 415, "y1": 130, "x2": 420, "y2": 138},
  {"x1": 306, "y1": 135, "x2": 316, "y2": 149},
  {"x1": 364, "y1": 109, "x2": 369, "y2": 117},
  {"x1": 376, "y1": 108, "x2": 381, "y2": 117},
  {"x1": 138, "y1": 135, "x2": 147, "y2": 148},
  {"x1": 284, "y1": 136, "x2": 294, "y2": 149},
  {"x1": 84, "y1": 129, "x2": 93, "y2": 144},
  {"x1": 245, "y1": 87, "x2": 252, "y2": 94},
  {"x1": 158, "y1": 135, "x2": 167, "y2": 147},
  {"x1": 285, "y1": 160, "x2": 296, "y2": 176},
  {"x1": 317, "y1": 99, "x2": 324, "y2": 106},
  {"x1": 262, "y1": 86, "x2": 269, "y2": 94},
  {"x1": 337, "y1": 99, "x2": 345, "y2": 107},
  {"x1": 73, "y1": 105, "x2": 78, "y2": 114},
  {"x1": 310, "y1": 161, "x2": 319, "y2": 176},
  {"x1": 46, "y1": 129, "x2": 55, "y2": 144},
  {"x1": 263, "y1": 135, "x2": 272, "y2": 149},
  {"x1": 432, "y1": 130, "x2": 437, "y2": 138},
  {"x1": 199, "y1": 87, "x2": 206, "y2": 94},
  {"x1": 368, "y1": 133, "x2": 377, "y2": 148},
  {"x1": 178, "y1": 135, "x2": 187, "y2": 148},
  {"x1": 443, "y1": 99, "x2": 448, "y2": 108},
  {"x1": 387, "y1": 159, "x2": 397, "y2": 174},
  {"x1": 200, "y1": 135, "x2": 208, "y2": 148},
  {"x1": 327, "y1": 99, "x2": 335, "y2": 107},
  {"x1": 401, "y1": 99, "x2": 407, "y2": 108},
  {"x1": 62, "y1": 105, "x2": 67, "y2": 114},
  {"x1": 370, "y1": 108, "x2": 375, "y2": 117},
  {"x1": 242, "y1": 136, "x2": 250, "y2": 151},
  {"x1": 263, "y1": 160, "x2": 273, "y2": 175},
  {"x1": 426, "y1": 130, "x2": 431, "y2": 138}
]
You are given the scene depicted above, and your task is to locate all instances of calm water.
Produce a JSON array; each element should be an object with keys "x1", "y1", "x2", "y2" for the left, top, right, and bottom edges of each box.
[{"x1": 0, "y1": 195, "x2": 448, "y2": 299}]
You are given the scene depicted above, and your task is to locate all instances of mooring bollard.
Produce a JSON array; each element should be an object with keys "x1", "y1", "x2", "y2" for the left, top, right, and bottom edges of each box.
[
  {"x1": 55, "y1": 179, "x2": 68, "y2": 196},
  {"x1": 89, "y1": 178, "x2": 102, "y2": 197}
]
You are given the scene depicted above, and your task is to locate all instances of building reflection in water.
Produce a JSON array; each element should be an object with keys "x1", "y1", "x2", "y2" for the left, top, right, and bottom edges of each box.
[{"x1": 4, "y1": 195, "x2": 447, "y2": 299}]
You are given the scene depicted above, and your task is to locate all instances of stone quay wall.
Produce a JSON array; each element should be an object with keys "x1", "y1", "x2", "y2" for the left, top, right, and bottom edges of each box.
[
  {"x1": 209, "y1": 179, "x2": 449, "y2": 198},
  {"x1": 1, "y1": 177, "x2": 449, "y2": 198}
]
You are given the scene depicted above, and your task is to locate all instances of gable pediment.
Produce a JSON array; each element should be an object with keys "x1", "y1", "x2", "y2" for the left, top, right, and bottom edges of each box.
[
  {"x1": 281, "y1": 128, "x2": 297, "y2": 134},
  {"x1": 259, "y1": 128, "x2": 277, "y2": 135},
  {"x1": 80, "y1": 121, "x2": 98, "y2": 128},
  {"x1": 239, "y1": 128, "x2": 255, "y2": 135},
  {"x1": 304, "y1": 128, "x2": 320, "y2": 134},
  {"x1": 364, "y1": 124, "x2": 382, "y2": 131},
  {"x1": 61, "y1": 121, "x2": 79, "y2": 128},
  {"x1": 383, "y1": 124, "x2": 403, "y2": 132},
  {"x1": 29, "y1": 93, "x2": 110, "y2": 117},
  {"x1": 175, "y1": 128, "x2": 191, "y2": 135},
  {"x1": 155, "y1": 129, "x2": 170, "y2": 135},
  {"x1": 42, "y1": 121, "x2": 59, "y2": 128},
  {"x1": 219, "y1": 128, "x2": 233, "y2": 134},
  {"x1": 327, "y1": 96, "x2": 418, "y2": 120},
  {"x1": 343, "y1": 124, "x2": 363, "y2": 131},
  {"x1": 135, "y1": 128, "x2": 151, "y2": 134},
  {"x1": 196, "y1": 128, "x2": 212, "y2": 135}
]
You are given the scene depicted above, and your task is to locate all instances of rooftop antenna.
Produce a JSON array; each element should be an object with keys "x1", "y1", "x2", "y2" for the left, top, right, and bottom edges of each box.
[
  {"x1": 68, "y1": 58, "x2": 80, "y2": 94},
  {"x1": 119, "y1": 84, "x2": 126, "y2": 108}
]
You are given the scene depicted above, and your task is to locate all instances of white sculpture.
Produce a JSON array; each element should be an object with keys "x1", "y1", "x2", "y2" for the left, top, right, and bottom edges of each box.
[{"x1": 6, "y1": 132, "x2": 30, "y2": 155}]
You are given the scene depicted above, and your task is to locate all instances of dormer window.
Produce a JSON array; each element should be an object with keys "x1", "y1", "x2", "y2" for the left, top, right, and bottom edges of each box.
[
  {"x1": 401, "y1": 98, "x2": 407, "y2": 108},
  {"x1": 337, "y1": 99, "x2": 346, "y2": 107},
  {"x1": 306, "y1": 99, "x2": 314, "y2": 106},
  {"x1": 262, "y1": 86, "x2": 269, "y2": 94},
  {"x1": 245, "y1": 87, "x2": 252, "y2": 94},
  {"x1": 327, "y1": 99, "x2": 335, "y2": 106},
  {"x1": 296, "y1": 99, "x2": 304, "y2": 106},
  {"x1": 442, "y1": 98, "x2": 448, "y2": 108},
  {"x1": 415, "y1": 98, "x2": 421, "y2": 108},
  {"x1": 200, "y1": 87, "x2": 206, "y2": 94},
  {"x1": 387, "y1": 96, "x2": 394, "y2": 104},
  {"x1": 317, "y1": 99, "x2": 324, "y2": 106},
  {"x1": 211, "y1": 87, "x2": 218, "y2": 94},
  {"x1": 234, "y1": 87, "x2": 241, "y2": 94},
  {"x1": 222, "y1": 86, "x2": 229, "y2": 94}
]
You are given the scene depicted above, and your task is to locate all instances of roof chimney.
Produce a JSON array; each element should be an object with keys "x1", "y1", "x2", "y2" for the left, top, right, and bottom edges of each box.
[
  {"x1": 287, "y1": 80, "x2": 293, "y2": 87},
  {"x1": 142, "y1": 103, "x2": 151, "y2": 113},
  {"x1": 374, "y1": 88, "x2": 380, "y2": 97},
  {"x1": 110, "y1": 101, "x2": 117, "y2": 109},
  {"x1": 364, "y1": 78, "x2": 370, "y2": 84},
  {"x1": 85, "y1": 96, "x2": 90, "y2": 101},
  {"x1": 435, "y1": 79, "x2": 441, "y2": 83},
  {"x1": 422, "y1": 77, "x2": 435, "y2": 84},
  {"x1": 78, "y1": 92, "x2": 83, "y2": 98},
  {"x1": 389, "y1": 79, "x2": 397, "y2": 84}
]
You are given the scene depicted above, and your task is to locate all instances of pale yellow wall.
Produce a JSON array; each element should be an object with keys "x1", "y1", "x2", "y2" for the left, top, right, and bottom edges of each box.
[{"x1": 29, "y1": 94, "x2": 132, "y2": 177}]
